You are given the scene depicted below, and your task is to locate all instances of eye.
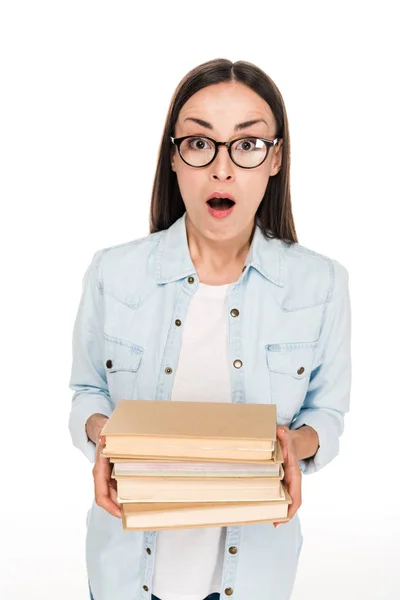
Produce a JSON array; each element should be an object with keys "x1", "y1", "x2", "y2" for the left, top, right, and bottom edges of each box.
[
  {"x1": 187, "y1": 136, "x2": 213, "y2": 150},
  {"x1": 235, "y1": 138, "x2": 264, "y2": 152}
]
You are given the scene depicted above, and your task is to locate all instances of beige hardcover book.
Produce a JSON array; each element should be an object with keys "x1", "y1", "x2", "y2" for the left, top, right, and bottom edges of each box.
[
  {"x1": 104, "y1": 445, "x2": 274, "y2": 461},
  {"x1": 101, "y1": 400, "x2": 276, "y2": 459},
  {"x1": 114, "y1": 474, "x2": 284, "y2": 503},
  {"x1": 121, "y1": 485, "x2": 292, "y2": 530},
  {"x1": 112, "y1": 460, "x2": 284, "y2": 479},
  {"x1": 103, "y1": 437, "x2": 283, "y2": 465}
]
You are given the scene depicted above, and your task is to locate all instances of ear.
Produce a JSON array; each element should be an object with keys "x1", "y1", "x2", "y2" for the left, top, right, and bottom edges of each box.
[{"x1": 270, "y1": 139, "x2": 283, "y2": 176}]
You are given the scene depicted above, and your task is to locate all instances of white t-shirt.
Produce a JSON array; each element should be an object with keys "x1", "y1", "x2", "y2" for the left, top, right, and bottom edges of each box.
[{"x1": 152, "y1": 281, "x2": 233, "y2": 600}]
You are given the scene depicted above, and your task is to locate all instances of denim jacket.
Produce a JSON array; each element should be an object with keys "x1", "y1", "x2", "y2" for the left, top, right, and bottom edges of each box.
[{"x1": 69, "y1": 212, "x2": 352, "y2": 600}]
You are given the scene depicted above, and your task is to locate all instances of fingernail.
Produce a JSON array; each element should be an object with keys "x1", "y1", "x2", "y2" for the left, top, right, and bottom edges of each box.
[{"x1": 274, "y1": 523, "x2": 283, "y2": 528}]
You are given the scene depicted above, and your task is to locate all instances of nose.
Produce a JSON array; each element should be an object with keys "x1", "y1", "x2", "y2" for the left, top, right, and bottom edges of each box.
[{"x1": 209, "y1": 144, "x2": 235, "y2": 181}]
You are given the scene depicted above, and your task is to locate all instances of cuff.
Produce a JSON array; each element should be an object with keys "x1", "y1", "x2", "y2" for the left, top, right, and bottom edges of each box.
[{"x1": 290, "y1": 409, "x2": 341, "y2": 475}]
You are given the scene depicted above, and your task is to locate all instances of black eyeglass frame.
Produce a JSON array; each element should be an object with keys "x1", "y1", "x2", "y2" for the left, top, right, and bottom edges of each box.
[{"x1": 170, "y1": 134, "x2": 280, "y2": 169}]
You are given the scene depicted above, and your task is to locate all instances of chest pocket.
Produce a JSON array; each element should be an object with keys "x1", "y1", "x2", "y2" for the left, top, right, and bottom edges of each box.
[
  {"x1": 265, "y1": 341, "x2": 321, "y2": 422},
  {"x1": 104, "y1": 334, "x2": 144, "y2": 404}
]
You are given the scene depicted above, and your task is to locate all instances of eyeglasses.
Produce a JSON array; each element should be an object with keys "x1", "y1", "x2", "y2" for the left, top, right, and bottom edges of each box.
[{"x1": 170, "y1": 134, "x2": 280, "y2": 169}]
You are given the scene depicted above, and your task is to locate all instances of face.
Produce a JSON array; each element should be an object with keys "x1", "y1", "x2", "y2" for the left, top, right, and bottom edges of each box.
[{"x1": 171, "y1": 81, "x2": 283, "y2": 243}]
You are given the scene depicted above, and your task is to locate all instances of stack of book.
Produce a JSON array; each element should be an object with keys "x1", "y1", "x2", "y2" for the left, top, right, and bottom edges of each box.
[{"x1": 100, "y1": 400, "x2": 291, "y2": 530}]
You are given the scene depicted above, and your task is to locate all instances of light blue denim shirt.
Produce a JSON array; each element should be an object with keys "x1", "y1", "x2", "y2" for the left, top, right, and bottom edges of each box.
[{"x1": 69, "y1": 212, "x2": 352, "y2": 600}]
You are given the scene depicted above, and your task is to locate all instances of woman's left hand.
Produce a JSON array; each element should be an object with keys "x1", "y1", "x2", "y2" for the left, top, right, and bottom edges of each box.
[{"x1": 273, "y1": 425, "x2": 302, "y2": 528}]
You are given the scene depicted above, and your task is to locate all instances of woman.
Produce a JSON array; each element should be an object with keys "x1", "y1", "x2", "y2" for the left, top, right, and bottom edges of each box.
[{"x1": 69, "y1": 58, "x2": 352, "y2": 600}]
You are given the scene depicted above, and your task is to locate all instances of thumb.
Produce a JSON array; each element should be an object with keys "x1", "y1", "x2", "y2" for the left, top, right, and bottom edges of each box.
[
  {"x1": 276, "y1": 426, "x2": 290, "y2": 460},
  {"x1": 96, "y1": 435, "x2": 107, "y2": 461},
  {"x1": 277, "y1": 425, "x2": 290, "y2": 435},
  {"x1": 276, "y1": 426, "x2": 289, "y2": 445}
]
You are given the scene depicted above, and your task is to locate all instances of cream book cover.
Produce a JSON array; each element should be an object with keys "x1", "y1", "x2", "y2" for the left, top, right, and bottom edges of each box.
[
  {"x1": 101, "y1": 400, "x2": 277, "y2": 457},
  {"x1": 121, "y1": 485, "x2": 292, "y2": 530}
]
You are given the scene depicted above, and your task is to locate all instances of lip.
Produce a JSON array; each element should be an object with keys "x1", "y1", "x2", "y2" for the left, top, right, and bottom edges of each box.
[
  {"x1": 206, "y1": 191, "x2": 236, "y2": 203},
  {"x1": 207, "y1": 204, "x2": 235, "y2": 219}
]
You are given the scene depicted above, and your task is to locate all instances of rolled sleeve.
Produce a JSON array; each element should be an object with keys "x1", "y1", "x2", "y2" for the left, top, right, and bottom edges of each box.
[
  {"x1": 290, "y1": 259, "x2": 352, "y2": 475},
  {"x1": 68, "y1": 249, "x2": 113, "y2": 463}
]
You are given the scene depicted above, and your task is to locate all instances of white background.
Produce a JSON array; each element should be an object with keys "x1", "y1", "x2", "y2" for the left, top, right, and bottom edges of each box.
[{"x1": 1, "y1": 1, "x2": 399, "y2": 599}]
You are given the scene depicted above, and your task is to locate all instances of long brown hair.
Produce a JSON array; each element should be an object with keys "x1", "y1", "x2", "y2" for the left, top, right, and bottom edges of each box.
[{"x1": 149, "y1": 58, "x2": 298, "y2": 244}]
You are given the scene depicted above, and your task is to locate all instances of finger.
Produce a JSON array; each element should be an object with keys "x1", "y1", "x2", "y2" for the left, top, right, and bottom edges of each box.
[
  {"x1": 109, "y1": 484, "x2": 122, "y2": 508},
  {"x1": 99, "y1": 494, "x2": 122, "y2": 519},
  {"x1": 273, "y1": 432, "x2": 288, "y2": 528},
  {"x1": 287, "y1": 474, "x2": 302, "y2": 520},
  {"x1": 93, "y1": 465, "x2": 108, "y2": 504},
  {"x1": 96, "y1": 434, "x2": 106, "y2": 447},
  {"x1": 273, "y1": 478, "x2": 302, "y2": 527},
  {"x1": 109, "y1": 477, "x2": 118, "y2": 492},
  {"x1": 276, "y1": 427, "x2": 290, "y2": 460},
  {"x1": 95, "y1": 435, "x2": 107, "y2": 457},
  {"x1": 94, "y1": 473, "x2": 122, "y2": 518},
  {"x1": 273, "y1": 519, "x2": 289, "y2": 528},
  {"x1": 93, "y1": 460, "x2": 118, "y2": 513}
]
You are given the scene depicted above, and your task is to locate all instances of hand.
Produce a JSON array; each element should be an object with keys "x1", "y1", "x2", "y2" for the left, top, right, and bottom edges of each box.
[
  {"x1": 273, "y1": 425, "x2": 302, "y2": 528},
  {"x1": 86, "y1": 413, "x2": 109, "y2": 445},
  {"x1": 92, "y1": 436, "x2": 122, "y2": 519}
]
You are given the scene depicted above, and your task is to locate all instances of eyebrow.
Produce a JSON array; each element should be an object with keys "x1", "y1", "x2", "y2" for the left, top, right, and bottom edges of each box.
[{"x1": 183, "y1": 117, "x2": 269, "y2": 132}]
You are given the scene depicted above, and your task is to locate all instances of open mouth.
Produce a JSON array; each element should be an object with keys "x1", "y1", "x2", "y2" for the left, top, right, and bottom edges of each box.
[{"x1": 206, "y1": 197, "x2": 236, "y2": 210}]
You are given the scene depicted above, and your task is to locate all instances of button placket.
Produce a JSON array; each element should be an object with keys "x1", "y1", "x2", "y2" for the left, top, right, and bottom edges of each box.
[
  {"x1": 141, "y1": 532, "x2": 156, "y2": 598},
  {"x1": 221, "y1": 526, "x2": 241, "y2": 597},
  {"x1": 228, "y1": 283, "x2": 246, "y2": 404},
  {"x1": 155, "y1": 279, "x2": 195, "y2": 401}
]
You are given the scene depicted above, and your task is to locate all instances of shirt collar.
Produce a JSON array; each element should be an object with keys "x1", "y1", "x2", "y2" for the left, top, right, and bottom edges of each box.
[{"x1": 155, "y1": 211, "x2": 284, "y2": 287}]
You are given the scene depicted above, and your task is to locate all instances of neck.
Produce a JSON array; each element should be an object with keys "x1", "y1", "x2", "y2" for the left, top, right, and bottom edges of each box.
[{"x1": 185, "y1": 214, "x2": 255, "y2": 276}]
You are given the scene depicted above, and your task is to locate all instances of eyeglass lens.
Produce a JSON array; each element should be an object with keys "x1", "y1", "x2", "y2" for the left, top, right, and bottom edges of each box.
[{"x1": 179, "y1": 136, "x2": 268, "y2": 168}]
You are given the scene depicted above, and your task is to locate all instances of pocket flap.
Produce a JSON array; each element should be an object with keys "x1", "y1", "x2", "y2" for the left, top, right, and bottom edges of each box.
[
  {"x1": 265, "y1": 342, "x2": 318, "y2": 379},
  {"x1": 104, "y1": 334, "x2": 144, "y2": 373}
]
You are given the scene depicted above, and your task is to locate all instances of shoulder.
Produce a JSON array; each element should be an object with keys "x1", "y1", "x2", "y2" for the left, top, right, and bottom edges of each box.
[
  {"x1": 281, "y1": 239, "x2": 350, "y2": 304},
  {"x1": 98, "y1": 229, "x2": 163, "y2": 262},
  {"x1": 88, "y1": 230, "x2": 164, "y2": 288}
]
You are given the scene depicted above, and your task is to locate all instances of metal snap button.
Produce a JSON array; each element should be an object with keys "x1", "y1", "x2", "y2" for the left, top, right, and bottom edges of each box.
[
  {"x1": 175, "y1": 319, "x2": 182, "y2": 326},
  {"x1": 188, "y1": 276, "x2": 195, "y2": 284},
  {"x1": 143, "y1": 585, "x2": 149, "y2": 591},
  {"x1": 146, "y1": 547, "x2": 151, "y2": 554},
  {"x1": 106, "y1": 359, "x2": 113, "y2": 369},
  {"x1": 297, "y1": 366, "x2": 305, "y2": 375},
  {"x1": 165, "y1": 367, "x2": 173, "y2": 374},
  {"x1": 233, "y1": 359, "x2": 243, "y2": 369},
  {"x1": 230, "y1": 308, "x2": 239, "y2": 317},
  {"x1": 225, "y1": 588, "x2": 234, "y2": 596},
  {"x1": 228, "y1": 546, "x2": 237, "y2": 554}
]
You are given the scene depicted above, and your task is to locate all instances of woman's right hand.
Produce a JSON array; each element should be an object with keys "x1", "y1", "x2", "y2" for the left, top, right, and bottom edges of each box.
[{"x1": 93, "y1": 436, "x2": 122, "y2": 519}]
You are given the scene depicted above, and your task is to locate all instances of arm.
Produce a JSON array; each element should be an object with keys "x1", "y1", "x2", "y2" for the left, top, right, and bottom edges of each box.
[
  {"x1": 290, "y1": 259, "x2": 352, "y2": 474},
  {"x1": 68, "y1": 249, "x2": 113, "y2": 463}
]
